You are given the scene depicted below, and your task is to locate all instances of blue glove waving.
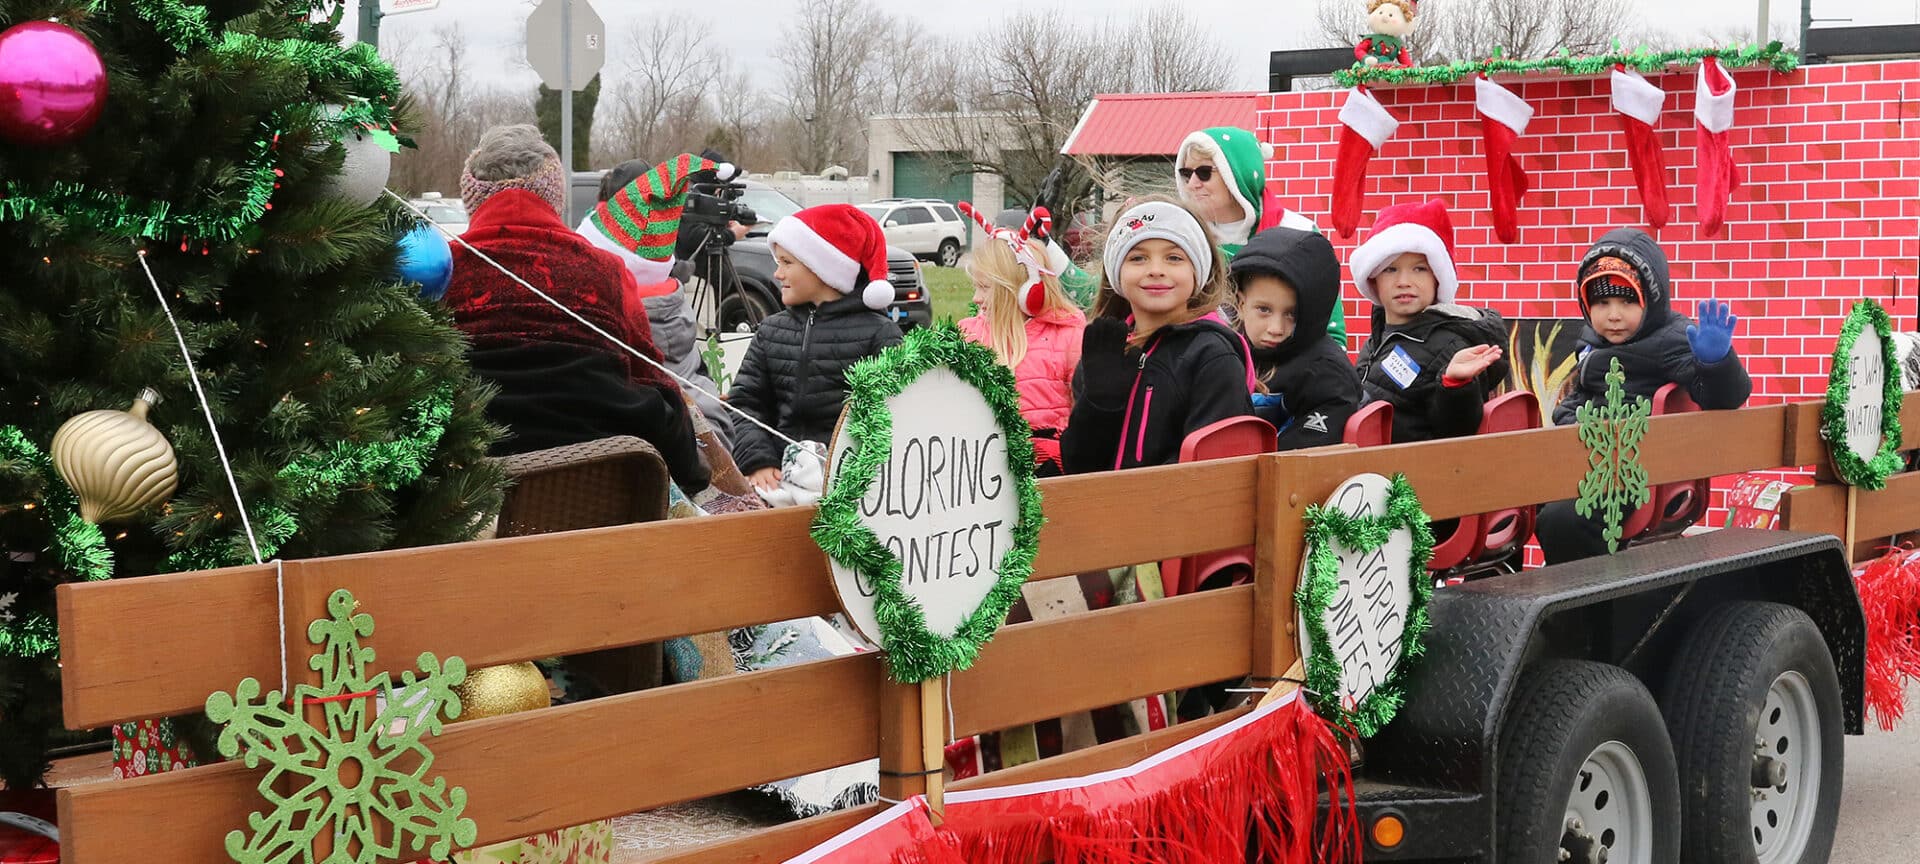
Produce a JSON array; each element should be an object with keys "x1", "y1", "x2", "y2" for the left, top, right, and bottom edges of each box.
[{"x1": 1687, "y1": 299, "x2": 1738, "y2": 364}]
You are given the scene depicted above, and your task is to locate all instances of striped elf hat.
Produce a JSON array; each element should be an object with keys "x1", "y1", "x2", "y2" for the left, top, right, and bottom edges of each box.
[{"x1": 583, "y1": 153, "x2": 738, "y2": 285}]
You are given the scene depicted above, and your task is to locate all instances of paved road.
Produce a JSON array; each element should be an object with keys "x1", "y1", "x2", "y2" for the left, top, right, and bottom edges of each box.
[{"x1": 1834, "y1": 692, "x2": 1920, "y2": 862}]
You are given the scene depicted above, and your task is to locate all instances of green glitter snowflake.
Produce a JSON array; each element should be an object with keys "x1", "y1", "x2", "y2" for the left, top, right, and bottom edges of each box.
[
  {"x1": 205, "y1": 589, "x2": 475, "y2": 864},
  {"x1": 1574, "y1": 357, "x2": 1653, "y2": 553}
]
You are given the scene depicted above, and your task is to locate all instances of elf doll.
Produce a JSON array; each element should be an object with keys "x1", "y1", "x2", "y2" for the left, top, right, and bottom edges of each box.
[{"x1": 1355, "y1": 0, "x2": 1416, "y2": 68}]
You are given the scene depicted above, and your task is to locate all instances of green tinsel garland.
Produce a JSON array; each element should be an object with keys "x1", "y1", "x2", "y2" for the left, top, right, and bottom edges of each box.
[
  {"x1": 809, "y1": 323, "x2": 1044, "y2": 684},
  {"x1": 162, "y1": 386, "x2": 456, "y2": 572},
  {"x1": 1295, "y1": 474, "x2": 1436, "y2": 738},
  {"x1": 0, "y1": 427, "x2": 111, "y2": 659},
  {"x1": 1824, "y1": 299, "x2": 1905, "y2": 490},
  {"x1": 0, "y1": 388, "x2": 454, "y2": 658},
  {"x1": 1333, "y1": 42, "x2": 1799, "y2": 88},
  {"x1": 0, "y1": 1, "x2": 408, "y2": 243}
]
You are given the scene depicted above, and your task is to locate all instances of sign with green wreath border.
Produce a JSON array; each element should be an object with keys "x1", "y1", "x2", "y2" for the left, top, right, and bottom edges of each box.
[
  {"x1": 1826, "y1": 299, "x2": 1904, "y2": 490},
  {"x1": 1295, "y1": 473, "x2": 1435, "y2": 737},
  {"x1": 813, "y1": 324, "x2": 1043, "y2": 684}
]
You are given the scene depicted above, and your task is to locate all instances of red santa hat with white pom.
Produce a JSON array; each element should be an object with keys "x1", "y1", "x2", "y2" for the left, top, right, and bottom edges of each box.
[{"x1": 767, "y1": 203, "x2": 896, "y2": 310}]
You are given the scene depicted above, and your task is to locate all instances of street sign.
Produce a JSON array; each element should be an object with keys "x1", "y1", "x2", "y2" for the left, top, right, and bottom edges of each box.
[
  {"x1": 378, "y1": 0, "x2": 440, "y2": 14},
  {"x1": 525, "y1": 0, "x2": 605, "y2": 91}
]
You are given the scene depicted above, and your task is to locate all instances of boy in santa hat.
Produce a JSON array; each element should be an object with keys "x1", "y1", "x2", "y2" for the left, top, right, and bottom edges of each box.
[
  {"x1": 1349, "y1": 199, "x2": 1509, "y2": 443},
  {"x1": 1537, "y1": 228, "x2": 1749, "y2": 563},
  {"x1": 1176, "y1": 127, "x2": 1347, "y2": 344},
  {"x1": 728, "y1": 204, "x2": 904, "y2": 497}
]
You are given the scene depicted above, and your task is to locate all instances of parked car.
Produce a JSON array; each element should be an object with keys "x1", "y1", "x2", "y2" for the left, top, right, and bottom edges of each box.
[
  {"x1": 858, "y1": 199, "x2": 967, "y2": 268},
  {"x1": 408, "y1": 193, "x2": 469, "y2": 236}
]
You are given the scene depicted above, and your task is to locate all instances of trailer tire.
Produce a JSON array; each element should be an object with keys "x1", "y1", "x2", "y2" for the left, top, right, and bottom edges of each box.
[
  {"x1": 1497, "y1": 660, "x2": 1680, "y2": 864},
  {"x1": 1660, "y1": 602, "x2": 1843, "y2": 864}
]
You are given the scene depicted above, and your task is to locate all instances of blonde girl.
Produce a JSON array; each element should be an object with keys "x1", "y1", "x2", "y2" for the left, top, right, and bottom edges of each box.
[{"x1": 955, "y1": 204, "x2": 1086, "y2": 475}]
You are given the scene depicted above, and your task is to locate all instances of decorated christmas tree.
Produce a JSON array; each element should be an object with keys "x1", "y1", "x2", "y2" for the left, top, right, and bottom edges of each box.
[{"x1": 0, "y1": 0, "x2": 505, "y2": 787}]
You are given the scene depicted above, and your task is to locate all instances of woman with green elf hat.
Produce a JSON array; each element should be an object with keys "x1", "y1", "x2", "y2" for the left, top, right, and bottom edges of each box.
[{"x1": 1176, "y1": 127, "x2": 1348, "y2": 344}]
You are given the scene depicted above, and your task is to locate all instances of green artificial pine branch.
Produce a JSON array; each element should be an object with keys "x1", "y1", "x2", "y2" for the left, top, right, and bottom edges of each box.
[{"x1": 0, "y1": 0, "x2": 505, "y2": 789}]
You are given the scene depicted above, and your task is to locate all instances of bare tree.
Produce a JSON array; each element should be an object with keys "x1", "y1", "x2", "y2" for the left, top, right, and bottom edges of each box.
[
  {"x1": 776, "y1": 0, "x2": 888, "y2": 172},
  {"x1": 865, "y1": 18, "x2": 962, "y2": 116},
  {"x1": 384, "y1": 24, "x2": 538, "y2": 197},
  {"x1": 708, "y1": 62, "x2": 782, "y2": 170},
  {"x1": 1312, "y1": 0, "x2": 1640, "y2": 63},
  {"x1": 1128, "y1": 6, "x2": 1235, "y2": 93},
  {"x1": 602, "y1": 14, "x2": 720, "y2": 163},
  {"x1": 889, "y1": 8, "x2": 1231, "y2": 210}
]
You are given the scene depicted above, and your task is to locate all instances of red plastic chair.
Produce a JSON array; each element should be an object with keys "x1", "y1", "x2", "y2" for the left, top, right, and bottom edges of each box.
[
  {"x1": 1343, "y1": 401, "x2": 1394, "y2": 449},
  {"x1": 1161, "y1": 416, "x2": 1277, "y2": 597},
  {"x1": 1466, "y1": 390, "x2": 1542, "y2": 567},
  {"x1": 1620, "y1": 384, "x2": 1710, "y2": 541}
]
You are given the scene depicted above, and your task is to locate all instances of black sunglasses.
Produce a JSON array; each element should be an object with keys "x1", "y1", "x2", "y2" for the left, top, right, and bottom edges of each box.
[{"x1": 1177, "y1": 165, "x2": 1217, "y2": 183}]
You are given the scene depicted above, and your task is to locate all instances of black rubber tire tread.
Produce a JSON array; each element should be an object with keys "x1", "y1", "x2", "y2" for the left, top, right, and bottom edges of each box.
[
  {"x1": 1496, "y1": 659, "x2": 1682, "y2": 864},
  {"x1": 1659, "y1": 601, "x2": 1843, "y2": 864},
  {"x1": 938, "y1": 239, "x2": 960, "y2": 268}
]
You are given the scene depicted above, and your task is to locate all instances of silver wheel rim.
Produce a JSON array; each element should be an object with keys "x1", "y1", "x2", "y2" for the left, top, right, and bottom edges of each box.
[
  {"x1": 1754, "y1": 671, "x2": 1821, "y2": 864},
  {"x1": 1563, "y1": 740, "x2": 1655, "y2": 864}
]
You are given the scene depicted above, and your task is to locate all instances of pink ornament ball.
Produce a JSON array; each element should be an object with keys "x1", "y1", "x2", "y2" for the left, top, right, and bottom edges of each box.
[{"x1": 0, "y1": 20, "x2": 109, "y2": 147}]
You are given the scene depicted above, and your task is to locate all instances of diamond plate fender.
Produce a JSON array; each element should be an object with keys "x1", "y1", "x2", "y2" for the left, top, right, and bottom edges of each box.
[{"x1": 1359, "y1": 529, "x2": 1863, "y2": 854}]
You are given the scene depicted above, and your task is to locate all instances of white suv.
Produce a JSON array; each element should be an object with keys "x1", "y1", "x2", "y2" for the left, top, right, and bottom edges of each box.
[{"x1": 859, "y1": 200, "x2": 967, "y2": 268}]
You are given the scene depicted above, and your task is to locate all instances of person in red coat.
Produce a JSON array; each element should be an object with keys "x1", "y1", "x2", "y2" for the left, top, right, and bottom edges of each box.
[{"x1": 445, "y1": 124, "x2": 709, "y2": 493}]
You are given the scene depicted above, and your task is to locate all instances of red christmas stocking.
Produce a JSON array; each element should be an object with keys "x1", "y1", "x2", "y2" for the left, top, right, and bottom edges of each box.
[
  {"x1": 1611, "y1": 67, "x2": 1671, "y2": 230},
  {"x1": 1694, "y1": 57, "x2": 1742, "y2": 236},
  {"x1": 1475, "y1": 75, "x2": 1534, "y2": 244},
  {"x1": 1331, "y1": 86, "x2": 1399, "y2": 239}
]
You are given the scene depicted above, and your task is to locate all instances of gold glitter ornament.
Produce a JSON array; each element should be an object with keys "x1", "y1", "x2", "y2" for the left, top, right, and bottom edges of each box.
[
  {"x1": 450, "y1": 662, "x2": 550, "y2": 722},
  {"x1": 51, "y1": 388, "x2": 179, "y2": 524}
]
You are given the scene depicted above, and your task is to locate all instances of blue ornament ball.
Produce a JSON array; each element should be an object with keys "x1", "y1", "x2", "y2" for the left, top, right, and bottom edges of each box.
[{"x1": 396, "y1": 224, "x2": 453, "y2": 301}]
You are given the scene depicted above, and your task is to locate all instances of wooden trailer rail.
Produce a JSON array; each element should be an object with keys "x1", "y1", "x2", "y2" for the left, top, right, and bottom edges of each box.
[{"x1": 51, "y1": 393, "x2": 1920, "y2": 864}]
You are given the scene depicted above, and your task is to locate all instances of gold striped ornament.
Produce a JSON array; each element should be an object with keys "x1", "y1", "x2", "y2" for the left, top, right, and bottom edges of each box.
[{"x1": 50, "y1": 388, "x2": 179, "y2": 524}]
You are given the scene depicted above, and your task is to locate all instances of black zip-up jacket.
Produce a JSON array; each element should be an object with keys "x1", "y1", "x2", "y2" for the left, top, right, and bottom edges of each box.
[
  {"x1": 1354, "y1": 304, "x2": 1510, "y2": 443},
  {"x1": 1553, "y1": 228, "x2": 1753, "y2": 425},
  {"x1": 1061, "y1": 315, "x2": 1254, "y2": 473},
  {"x1": 727, "y1": 293, "x2": 904, "y2": 474},
  {"x1": 1230, "y1": 228, "x2": 1363, "y2": 450}
]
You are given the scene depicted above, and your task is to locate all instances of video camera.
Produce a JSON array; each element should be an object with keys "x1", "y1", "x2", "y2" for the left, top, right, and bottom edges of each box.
[{"x1": 683, "y1": 180, "x2": 758, "y2": 250}]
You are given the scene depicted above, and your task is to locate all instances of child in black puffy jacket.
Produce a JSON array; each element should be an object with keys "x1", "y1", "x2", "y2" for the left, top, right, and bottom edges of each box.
[
  {"x1": 1348, "y1": 199, "x2": 1509, "y2": 443},
  {"x1": 1536, "y1": 228, "x2": 1751, "y2": 563},
  {"x1": 1229, "y1": 227, "x2": 1362, "y2": 450},
  {"x1": 728, "y1": 204, "x2": 903, "y2": 490}
]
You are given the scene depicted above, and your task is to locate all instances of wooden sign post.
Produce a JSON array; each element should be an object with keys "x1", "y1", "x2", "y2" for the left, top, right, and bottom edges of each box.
[
  {"x1": 1293, "y1": 473, "x2": 1435, "y2": 738},
  {"x1": 1825, "y1": 300, "x2": 1904, "y2": 557},
  {"x1": 811, "y1": 327, "x2": 1044, "y2": 821}
]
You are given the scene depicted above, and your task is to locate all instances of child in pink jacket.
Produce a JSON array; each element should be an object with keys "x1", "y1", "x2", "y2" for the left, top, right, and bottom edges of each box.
[{"x1": 956, "y1": 206, "x2": 1085, "y2": 476}]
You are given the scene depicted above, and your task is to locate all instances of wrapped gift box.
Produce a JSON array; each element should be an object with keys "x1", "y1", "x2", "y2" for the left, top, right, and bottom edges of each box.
[
  {"x1": 111, "y1": 719, "x2": 197, "y2": 779},
  {"x1": 0, "y1": 789, "x2": 59, "y2": 864}
]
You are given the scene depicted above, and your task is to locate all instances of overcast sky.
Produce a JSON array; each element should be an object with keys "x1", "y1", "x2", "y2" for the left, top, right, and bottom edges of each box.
[{"x1": 353, "y1": 0, "x2": 1920, "y2": 92}]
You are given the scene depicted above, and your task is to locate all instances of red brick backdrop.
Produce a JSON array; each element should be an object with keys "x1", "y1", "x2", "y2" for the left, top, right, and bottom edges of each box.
[{"x1": 1261, "y1": 60, "x2": 1920, "y2": 525}]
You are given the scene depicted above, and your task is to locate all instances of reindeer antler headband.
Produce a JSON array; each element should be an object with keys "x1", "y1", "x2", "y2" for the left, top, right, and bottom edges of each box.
[{"x1": 959, "y1": 201, "x2": 1057, "y2": 317}]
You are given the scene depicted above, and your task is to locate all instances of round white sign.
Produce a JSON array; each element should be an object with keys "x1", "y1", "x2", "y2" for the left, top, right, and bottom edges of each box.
[
  {"x1": 826, "y1": 367, "x2": 1021, "y2": 644},
  {"x1": 1841, "y1": 322, "x2": 1887, "y2": 465},
  {"x1": 1297, "y1": 473, "x2": 1416, "y2": 712}
]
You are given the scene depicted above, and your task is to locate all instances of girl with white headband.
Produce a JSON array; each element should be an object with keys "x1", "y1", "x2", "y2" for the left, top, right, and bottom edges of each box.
[{"x1": 1060, "y1": 196, "x2": 1255, "y2": 473}]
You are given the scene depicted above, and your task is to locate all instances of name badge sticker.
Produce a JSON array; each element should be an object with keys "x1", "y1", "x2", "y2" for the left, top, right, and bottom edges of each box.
[{"x1": 1382, "y1": 345, "x2": 1422, "y2": 390}]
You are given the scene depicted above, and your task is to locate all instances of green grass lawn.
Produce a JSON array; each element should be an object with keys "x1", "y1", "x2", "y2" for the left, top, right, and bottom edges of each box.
[{"x1": 922, "y1": 265, "x2": 973, "y2": 324}]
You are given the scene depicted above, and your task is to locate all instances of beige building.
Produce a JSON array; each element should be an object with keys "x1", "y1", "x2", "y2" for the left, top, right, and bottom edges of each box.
[{"x1": 865, "y1": 113, "x2": 1011, "y2": 243}]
